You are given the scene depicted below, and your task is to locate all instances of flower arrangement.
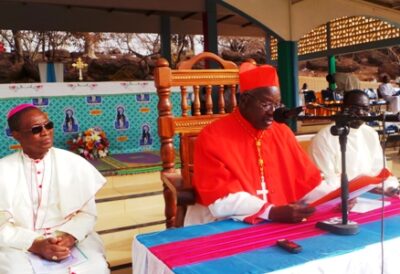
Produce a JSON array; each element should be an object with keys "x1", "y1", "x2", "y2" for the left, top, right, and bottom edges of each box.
[{"x1": 68, "y1": 127, "x2": 110, "y2": 160}]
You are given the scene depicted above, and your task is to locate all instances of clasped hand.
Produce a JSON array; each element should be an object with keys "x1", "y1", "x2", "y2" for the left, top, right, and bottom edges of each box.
[
  {"x1": 29, "y1": 233, "x2": 76, "y2": 261},
  {"x1": 269, "y1": 203, "x2": 315, "y2": 223}
]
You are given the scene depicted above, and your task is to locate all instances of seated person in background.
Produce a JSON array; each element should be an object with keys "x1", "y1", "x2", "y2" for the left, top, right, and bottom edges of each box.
[
  {"x1": 321, "y1": 74, "x2": 336, "y2": 102},
  {"x1": 299, "y1": 83, "x2": 308, "y2": 105},
  {"x1": 0, "y1": 104, "x2": 109, "y2": 274},
  {"x1": 309, "y1": 90, "x2": 399, "y2": 196},
  {"x1": 364, "y1": 88, "x2": 378, "y2": 100},
  {"x1": 301, "y1": 83, "x2": 317, "y2": 105},
  {"x1": 378, "y1": 74, "x2": 400, "y2": 113},
  {"x1": 300, "y1": 82, "x2": 308, "y2": 93},
  {"x1": 335, "y1": 72, "x2": 360, "y2": 99},
  {"x1": 185, "y1": 63, "x2": 331, "y2": 226}
]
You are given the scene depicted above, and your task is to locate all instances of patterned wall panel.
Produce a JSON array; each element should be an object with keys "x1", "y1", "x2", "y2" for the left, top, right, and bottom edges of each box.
[{"x1": 0, "y1": 92, "x2": 182, "y2": 158}]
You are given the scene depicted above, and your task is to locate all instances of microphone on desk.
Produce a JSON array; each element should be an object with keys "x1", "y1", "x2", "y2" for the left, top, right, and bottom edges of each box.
[
  {"x1": 350, "y1": 112, "x2": 400, "y2": 122},
  {"x1": 273, "y1": 106, "x2": 306, "y2": 123},
  {"x1": 273, "y1": 104, "x2": 330, "y2": 123},
  {"x1": 305, "y1": 102, "x2": 339, "y2": 111}
]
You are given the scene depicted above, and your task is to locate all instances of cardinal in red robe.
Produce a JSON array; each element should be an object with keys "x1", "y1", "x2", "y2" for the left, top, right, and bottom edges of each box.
[{"x1": 184, "y1": 63, "x2": 325, "y2": 225}]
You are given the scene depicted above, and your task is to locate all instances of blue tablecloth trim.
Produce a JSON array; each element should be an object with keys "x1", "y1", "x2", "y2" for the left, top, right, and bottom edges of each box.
[
  {"x1": 137, "y1": 193, "x2": 385, "y2": 248},
  {"x1": 137, "y1": 219, "x2": 255, "y2": 247},
  {"x1": 171, "y1": 215, "x2": 400, "y2": 274}
]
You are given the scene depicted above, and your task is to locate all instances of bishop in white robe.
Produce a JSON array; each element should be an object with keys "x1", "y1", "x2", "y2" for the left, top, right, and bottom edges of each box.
[{"x1": 0, "y1": 103, "x2": 109, "y2": 274}]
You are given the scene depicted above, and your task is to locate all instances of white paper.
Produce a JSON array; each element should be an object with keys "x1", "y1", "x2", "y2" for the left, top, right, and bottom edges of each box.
[
  {"x1": 29, "y1": 247, "x2": 87, "y2": 274},
  {"x1": 350, "y1": 197, "x2": 391, "y2": 213},
  {"x1": 316, "y1": 184, "x2": 377, "y2": 208}
]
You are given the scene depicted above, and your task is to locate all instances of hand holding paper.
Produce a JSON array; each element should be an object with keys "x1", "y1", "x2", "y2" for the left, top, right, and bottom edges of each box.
[{"x1": 310, "y1": 168, "x2": 392, "y2": 208}]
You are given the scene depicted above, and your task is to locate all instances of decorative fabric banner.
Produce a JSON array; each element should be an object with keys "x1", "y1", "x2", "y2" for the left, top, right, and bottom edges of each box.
[
  {"x1": 149, "y1": 197, "x2": 400, "y2": 268},
  {"x1": 47, "y1": 63, "x2": 56, "y2": 82},
  {"x1": 0, "y1": 92, "x2": 185, "y2": 158},
  {"x1": 38, "y1": 62, "x2": 64, "y2": 83}
]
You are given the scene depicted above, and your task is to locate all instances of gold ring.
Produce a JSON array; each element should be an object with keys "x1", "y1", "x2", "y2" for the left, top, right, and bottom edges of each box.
[{"x1": 52, "y1": 255, "x2": 58, "y2": 261}]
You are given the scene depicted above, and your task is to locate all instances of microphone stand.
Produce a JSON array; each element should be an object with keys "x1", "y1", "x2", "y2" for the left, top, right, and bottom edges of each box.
[
  {"x1": 315, "y1": 114, "x2": 359, "y2": 235},
  {"x1": 282, "y1": 107, "x2": 397, "y2": 232}
]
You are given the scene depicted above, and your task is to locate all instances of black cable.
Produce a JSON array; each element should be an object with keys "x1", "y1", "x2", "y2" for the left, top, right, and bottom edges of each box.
[{"x1": 380, "y1": 113, "x2": 387, "y2": 274}]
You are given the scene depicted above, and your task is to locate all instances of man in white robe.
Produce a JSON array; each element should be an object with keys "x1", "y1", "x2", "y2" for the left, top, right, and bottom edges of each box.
[
  {"x1": 309, "y1": 90, "x2": 399, "y2": 195},
  {"x1": 0, "y1": 104, "x2": 109, "y2": 274},
  {"x1": 378, "y1": 74, "x2": 400, "y2": 113}
]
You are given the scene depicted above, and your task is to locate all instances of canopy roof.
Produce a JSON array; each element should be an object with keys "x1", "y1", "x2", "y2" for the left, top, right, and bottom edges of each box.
[
  {"x1": 0, "y1": 0, "x2": 264, "y2": 36},
  {"x1": 0, "y1": 0, "x2": 398, "y2": 62},
  {"x1": 0, "y1": 0, "x2": 398, "y2": 40}
]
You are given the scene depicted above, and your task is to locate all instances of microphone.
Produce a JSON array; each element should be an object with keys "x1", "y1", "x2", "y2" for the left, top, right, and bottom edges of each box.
[
  {"x1": 273, "y1": 106, "x2": 305, "y2": 123},
  {"x1": 305, "y1": 102, "x2": 339, "y2": 112},
  {"x1": 384, "y1": 113, "x2": 400, "y2": 122},
  {"x1": 341, "y1": 112, "x2": 400, "y2": 122}
]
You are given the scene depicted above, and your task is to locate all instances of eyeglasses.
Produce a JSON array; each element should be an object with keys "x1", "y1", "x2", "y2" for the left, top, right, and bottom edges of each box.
[
  {"x1": 257, "y1": 101, "x2": 283, "y2": 111},
  {"x1": 344, "y1": 105, "x2": 370, "y2": 114},
  {"x1": 23, "y1": 121, "x2": 54, "y2": 135},
  {"x1": 248, "y1": 94, "x2": 283, "y2": 111}
]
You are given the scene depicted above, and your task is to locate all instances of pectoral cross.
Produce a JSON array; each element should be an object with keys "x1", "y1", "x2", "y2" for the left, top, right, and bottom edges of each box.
[
  {"x1": 72, "y1": 57, "x2": 88, "y2": 81},
  {"x1": 256, "y1": 177, "x2": 268, "y2": 202}
]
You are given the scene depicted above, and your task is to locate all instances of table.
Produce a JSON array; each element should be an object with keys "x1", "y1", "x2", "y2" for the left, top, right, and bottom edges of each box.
[
  {"x1": 305, "y1": 99, "x2": 388, "y2": 117},
  {"x1": 133, "y1": 195, "x2": 400, "y2": 274},
  {"x1": 370, "y1": 99, "x2": 389, "y2": 113}
]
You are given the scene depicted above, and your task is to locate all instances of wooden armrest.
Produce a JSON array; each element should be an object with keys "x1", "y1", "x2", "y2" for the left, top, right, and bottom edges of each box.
[
  {"x1": 161, "y1": 172, "x2": 196, "y2": 206},
  {"x1": 161, "y1": 172, "x2": 183, "y2": 193},
  {"x1": 177, "y1": 189, "x2": 196, "y2": 206}
]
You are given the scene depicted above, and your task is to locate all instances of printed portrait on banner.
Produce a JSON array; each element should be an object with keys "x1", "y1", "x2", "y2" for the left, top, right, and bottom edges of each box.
[
  {"x1": 114, "y1": 105, "x2": 129, "y2": 130},
  {"x1": 62, "y1": 108, "x2": 79, "y2": 133},
  {"x1": 86, "y1": 95, "x2": 102, "y2": 104},
  {"x1": 32, "y1": 97, "x2": 49, "y2": 106},
  {"x1": 5, "y1": 127, "x2": 11, "y2": 137},
  {"x1": 5, "y1": 106, "x2": 14, "y2": 137},
  {"x1": 136, "y1": 93, "x2": 150, "y2": 103},
  {"x1": 139, "y1": 124, "x2": 152, "y2": 146}
]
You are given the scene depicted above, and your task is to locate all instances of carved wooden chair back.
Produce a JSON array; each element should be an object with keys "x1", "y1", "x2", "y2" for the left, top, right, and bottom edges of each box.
[{"x1": 154, "y1": 52, "x2": 240, "y2": 228}]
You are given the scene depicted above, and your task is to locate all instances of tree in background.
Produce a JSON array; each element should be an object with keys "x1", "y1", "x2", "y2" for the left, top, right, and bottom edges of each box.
[
  {"x1": 0, "y1": 30, "x2": 41, "y2": 62},
  {"x1": 71, "y1": 32, "x2": 104, "y2": 59},
  {"x1": 0, "y1": 30, "x2": 398, "y2": 83},
  {"x1": 171, "y1": 34, "x2": 197, "y2": 66},
  {"x1": 45, "y1": 31, "x2": 73, "y2": 60},
  {"x1": 219, "y1": 36, "x2": 266, "y2": 63}
]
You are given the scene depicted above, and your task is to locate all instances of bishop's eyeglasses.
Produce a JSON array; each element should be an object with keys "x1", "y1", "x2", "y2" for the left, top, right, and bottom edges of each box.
[{"x1": 22, "y1": 121, "x2": 54, "y2": 135}]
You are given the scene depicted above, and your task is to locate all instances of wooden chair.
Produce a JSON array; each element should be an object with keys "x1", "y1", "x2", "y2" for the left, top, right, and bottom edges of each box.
[{"x1": 154, "y1": 52, "x2": 241, "y2": 228}]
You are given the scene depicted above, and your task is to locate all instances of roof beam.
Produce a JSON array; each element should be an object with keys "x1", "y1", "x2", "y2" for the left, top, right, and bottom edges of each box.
[
  {"x1": 241, "y1": 22, "x2": 252, "y2": 28},
  {"x1": 9, "y1": 0, "x2": 205, "y2": 12},
  {"x1": 217, "y1": 14, "x2": 234, "y2": 23},
  {"x1": 146, "y1": 10, "x2": 155, "y2": 16},
  {"x1": 181, "y1": 12, "x2": 197, "y2": 20}
]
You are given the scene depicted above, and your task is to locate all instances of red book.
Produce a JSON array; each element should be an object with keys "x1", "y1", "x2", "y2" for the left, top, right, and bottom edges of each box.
[{"x1": 310, "y1": 168, "x2": 391, "y2": 207}]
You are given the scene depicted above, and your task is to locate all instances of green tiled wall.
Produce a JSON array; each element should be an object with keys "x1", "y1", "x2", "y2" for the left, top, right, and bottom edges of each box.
[{"x1": 0, "y1": 93, "x2": 182, "y2": 157}]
